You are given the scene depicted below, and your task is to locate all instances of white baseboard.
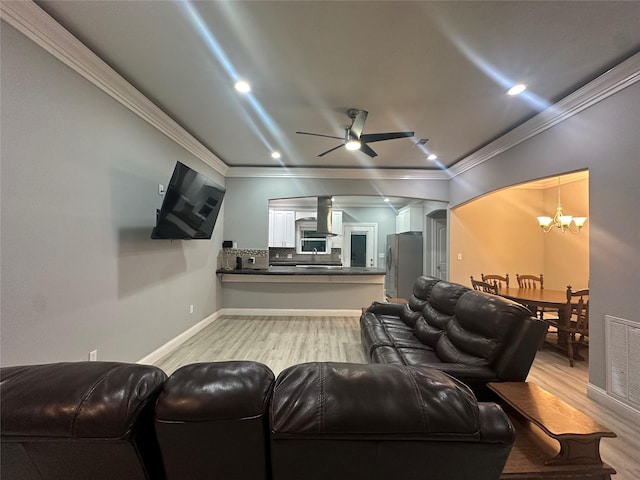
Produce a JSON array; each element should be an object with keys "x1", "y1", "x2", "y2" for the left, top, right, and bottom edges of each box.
[
  {"x1": 137, "y1": 311, "x2": 222, "y2": 365},
  {"x1": 220, "y1": 308, "x2": 362, "y2": 317},
  {"x1": 587, "y1": 382, "x2": 640, "y2": 428}
]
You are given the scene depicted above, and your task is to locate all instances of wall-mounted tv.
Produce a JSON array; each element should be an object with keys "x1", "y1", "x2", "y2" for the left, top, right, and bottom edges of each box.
[{"x1": 151, "y1": 161, "x2": 225, "y2": 240}]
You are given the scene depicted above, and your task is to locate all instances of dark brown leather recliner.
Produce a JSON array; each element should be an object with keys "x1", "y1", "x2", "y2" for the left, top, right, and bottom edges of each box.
[
  {"x1": 270, "y1": 362, "x2": 515, "y2": 480},
  {"x1": 2, "y1": 360, "x2": 516, "y2": 480},
  {"x1": 361, "y1": 276, "x2": 548, "y2": 398},
  {"x1": 0, "y1": 361, "x2": 166, "y2": 480},
  {"x1": 154, "y1": 361, "x2": 275, "y2": 480}
]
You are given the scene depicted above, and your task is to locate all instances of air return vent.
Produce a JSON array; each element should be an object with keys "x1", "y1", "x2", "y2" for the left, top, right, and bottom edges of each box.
[{"x1": 606, "y1": 315, "x2": 640, "y2": 408}]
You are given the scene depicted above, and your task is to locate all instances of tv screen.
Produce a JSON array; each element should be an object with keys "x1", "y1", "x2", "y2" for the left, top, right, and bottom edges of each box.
[{"x1": 151, "y1": 161, "x2": 225, "y2": 240}]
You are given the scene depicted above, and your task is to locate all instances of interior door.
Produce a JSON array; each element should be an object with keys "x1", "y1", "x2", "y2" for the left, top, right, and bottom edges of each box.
[
  {"x1": 343, "y1": 223, "x2": 377, "y2": 267},
  {"x1": 430, "y1": 212, "x2": 448, "y2": 280}
]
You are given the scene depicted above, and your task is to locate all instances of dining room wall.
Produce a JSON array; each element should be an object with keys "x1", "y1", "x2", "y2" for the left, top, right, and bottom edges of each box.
[
  {"x1": 449, "y1": 177, "x2": 589, "y2": 291},
  {"x1": 449, "y1": 187, "x2": 544, "y2": 288}
]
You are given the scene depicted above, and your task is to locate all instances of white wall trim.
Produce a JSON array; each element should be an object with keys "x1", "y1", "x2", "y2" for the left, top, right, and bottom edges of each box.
[
  {"x1": 220, "y1": 308, "x2": 362, "y2": 317},
  {"x1": 225, "y1": 166, "x2": 451, "y2": 180},
  {"x1": 0, "y1": 0, "x2": 228, "y2": 177},
  {"x1": 449, "y1": 52, "x2": 640, "y2": 178},
  {"x1": 587, "y1": 382, "x2": 640, "y2": 428},
  {"x1": 137, "y1": 311, "x2": 222, "y2": 365}
]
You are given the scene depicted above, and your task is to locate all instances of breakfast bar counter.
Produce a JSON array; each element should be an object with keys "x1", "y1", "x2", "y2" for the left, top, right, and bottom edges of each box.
[
  {"x1": 217, "y1": 266, "x2": 385, "y2": 275},
  {"x1": 216, "y1": 267, "x2": 386, "y2": 311}
]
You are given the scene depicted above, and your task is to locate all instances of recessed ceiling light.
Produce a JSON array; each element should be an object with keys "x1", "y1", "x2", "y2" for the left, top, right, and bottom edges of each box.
[
  {"x1": 234, "y1": 80, "x2": 251, "y2": 93},
  {"x1": 384, "y1": 198, "x2": 390, "y2": 202},
  {"x1": 507, "y1": 84, "x2": 527, "y2": 96},
  {"x1": 271, "y1": 151, "x2": 281, "y2": 159},
  {"x1": 427, "y1": 154, "x2": 438, "y2": 161}
]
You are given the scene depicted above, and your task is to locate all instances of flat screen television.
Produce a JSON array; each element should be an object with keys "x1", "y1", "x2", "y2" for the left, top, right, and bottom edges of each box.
[{"x1": 151, "y1": 161, "x2": 225, "y2": 240}]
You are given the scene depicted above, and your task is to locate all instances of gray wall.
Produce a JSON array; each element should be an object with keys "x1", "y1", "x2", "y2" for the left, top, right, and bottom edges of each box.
[
  {"x1": 450, "y1": 81, "x2": 640, "y2": 390},
  {"x1": 340, "y1": 206, "x2": 396, "y2": 258},
  {"x1": 1, "y1": 23, "x2": 225, "y2": 366},
  {"x1": 223, "y1": 177, "x2": 450, "y2": 249}
]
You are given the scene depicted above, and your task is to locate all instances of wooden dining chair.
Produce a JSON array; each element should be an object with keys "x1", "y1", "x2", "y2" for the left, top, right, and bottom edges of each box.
[
  {"x1": 516, "y1": 273, "x2": 544, "y2": 289},
  {"x1": 516, "y1": 273, "x2": 556, "y2": 320},
  {"x1": 481, "y1": 273, "x2": 509, "y2": 289},
  {"x1": 550, "y1": 286, "x2": 589, "y2": 367},
  {"x1": 470, "y1": 276, "x2": 498, "y2": 295}
]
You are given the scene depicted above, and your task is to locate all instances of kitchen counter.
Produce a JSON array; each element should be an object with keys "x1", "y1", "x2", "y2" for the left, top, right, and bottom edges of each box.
[
  {"x1": 216, "y1": 266, "x2": 386, "y2": 311},
  {"x1": 217, "y1": 266, "x2": 385, "y2": 275}
]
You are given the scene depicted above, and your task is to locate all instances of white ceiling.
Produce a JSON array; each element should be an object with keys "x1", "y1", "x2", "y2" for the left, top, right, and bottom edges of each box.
[{"x1": 35, "y1": 1, "x2": 640, "y2": 171}]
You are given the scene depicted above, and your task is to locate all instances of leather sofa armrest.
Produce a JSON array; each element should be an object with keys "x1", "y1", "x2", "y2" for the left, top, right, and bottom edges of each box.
[{"x1": 365, "y1": 301, "x2": 404, "y2": 315}]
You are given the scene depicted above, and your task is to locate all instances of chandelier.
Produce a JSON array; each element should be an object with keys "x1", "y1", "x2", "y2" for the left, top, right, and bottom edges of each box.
[{"x1": 537, "y1": 178, "x2": 587, "y2": 233}]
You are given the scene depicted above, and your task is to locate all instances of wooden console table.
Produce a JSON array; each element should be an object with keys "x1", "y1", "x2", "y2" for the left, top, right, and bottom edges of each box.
[{"x1": 489, "y1": 382, "x2": 617, "y2": 479}]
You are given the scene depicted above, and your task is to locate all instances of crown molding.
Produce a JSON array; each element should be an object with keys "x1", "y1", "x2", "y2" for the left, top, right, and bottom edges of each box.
[
  {"x1": 0, "y1": 0, "x2": 228, "y2": 177},
  {"x1": 225, "y1": 166, "x2": 451, "y2": 180},
  {"x1": 449, "y1": 51, "x2": 640, "y2": 178}
]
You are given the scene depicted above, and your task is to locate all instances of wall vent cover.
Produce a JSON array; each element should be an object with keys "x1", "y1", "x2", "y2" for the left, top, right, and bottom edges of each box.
[{"x1": 606, "y1": 315, "x2": 640, "y2": 409}]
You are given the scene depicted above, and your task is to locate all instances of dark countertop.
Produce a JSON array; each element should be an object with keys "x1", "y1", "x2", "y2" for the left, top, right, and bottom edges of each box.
[
  {"x1": 269, "y1": 261, "x2": 343, "y2": 266},
  {"x1": 217, "y1": 266, "x2": 385, "y2": 275}
]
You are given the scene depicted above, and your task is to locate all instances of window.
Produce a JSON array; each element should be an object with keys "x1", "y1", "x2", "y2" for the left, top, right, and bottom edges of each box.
[{"x1": 296, "y1": 221, "x2": 329, "y2": 254}]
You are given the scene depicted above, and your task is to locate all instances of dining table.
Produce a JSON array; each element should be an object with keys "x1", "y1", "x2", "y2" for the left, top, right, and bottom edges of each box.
[{"x1": 496, "y1": 287, "x2": 575, "y2": 356}]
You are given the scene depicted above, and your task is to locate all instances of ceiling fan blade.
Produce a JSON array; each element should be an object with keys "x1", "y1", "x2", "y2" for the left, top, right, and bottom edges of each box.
[
  {"x1": 318, "y1": 144, "x2": 344, "y2": 157},
  {"x1": 360, "y1": 131, "x2": 415, "y2": 143},
  {"x1": 296, "y1": 131, "x2": 344, "y2": 140},
  {"x1": 350, "y1": 110, "x2": 368, "y2": 138},
  {"x1": 359, "y1": 143, "x2": 378, "y2": 158}
]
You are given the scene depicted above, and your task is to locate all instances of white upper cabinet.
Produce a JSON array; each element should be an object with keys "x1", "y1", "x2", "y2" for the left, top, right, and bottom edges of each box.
[
  {"x1": 269, "y1": 209, "x2": 295, "y2": 247},
  {"x1": 396, "y1": 206, "x2": 423, "y2": 233}
]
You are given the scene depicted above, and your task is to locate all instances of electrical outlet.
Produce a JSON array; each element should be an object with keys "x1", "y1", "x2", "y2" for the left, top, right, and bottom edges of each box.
[
  {"x1": 89, "y1": 349, "x2": 97, "y2": 361},
  {"x1": 158, "y1": 184, "x2": 165, "y2": 195},
  {"x1": 189, "y1": 304, "x2": 194, "y2": 314},
  {"x1": 457, "y1": 253, "x2": 463, "y2": 260}
]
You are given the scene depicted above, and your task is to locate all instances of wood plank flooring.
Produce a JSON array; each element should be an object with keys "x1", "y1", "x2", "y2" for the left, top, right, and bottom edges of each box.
[{"x1": 153, "y1": 314, "x2": 640, "y2": 480}]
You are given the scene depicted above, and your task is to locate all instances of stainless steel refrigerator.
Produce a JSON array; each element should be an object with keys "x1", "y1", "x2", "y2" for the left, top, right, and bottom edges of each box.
[{"x1": 384, "y1": 232, "x2": 423, "y2": 300}]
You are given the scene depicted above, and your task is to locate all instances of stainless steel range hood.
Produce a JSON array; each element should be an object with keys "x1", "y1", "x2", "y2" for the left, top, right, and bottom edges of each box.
[{"x1": 316, "y1": 196, "x2": 337, "y2": 236}]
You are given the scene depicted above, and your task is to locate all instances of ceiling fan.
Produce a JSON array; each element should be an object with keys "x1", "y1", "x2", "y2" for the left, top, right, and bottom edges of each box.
[{"x1": 296, "y1": 109, "x2": 414, "y2": 158}]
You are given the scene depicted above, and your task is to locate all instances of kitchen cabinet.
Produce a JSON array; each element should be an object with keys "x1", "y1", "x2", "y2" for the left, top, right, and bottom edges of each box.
[
  {"x1": 269, "y1": 209, "x2": 295, "y2": 247},
  {"x1": 396, "y1": 206, "x2": 423, "y2": 233}
]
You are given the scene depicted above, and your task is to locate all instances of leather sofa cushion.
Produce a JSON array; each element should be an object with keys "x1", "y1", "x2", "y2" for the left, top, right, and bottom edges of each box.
[
  {"x1": 271, "y1": 362, "x2": 480, "y2": 436},
  {"x1": 370, "y1": 346, "x2": 405, "y2": 364},
  {"x1": 155, "y1": 361, "x2": 274, "y2": 422},
  {"x1": 437, "y1": 291, "x2": 535, "y2": 366},
  {"x1": 428, "y1": 281, "x2": 471, "y2": 316},
  {"x1": 1, "y1": 362, "x2": 166, "y2": 439},
  {"x1": 413, "y1": 316, "x2": 443, "y2": 347}
]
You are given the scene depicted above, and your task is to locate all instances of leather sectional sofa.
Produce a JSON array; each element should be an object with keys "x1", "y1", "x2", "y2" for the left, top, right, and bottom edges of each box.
[
  {"x1": 1, "y1": 359, "x2": 515, "y2": 480},
  {"x1": 361, "y1": 276, "x2": 549, "y2": 398}
]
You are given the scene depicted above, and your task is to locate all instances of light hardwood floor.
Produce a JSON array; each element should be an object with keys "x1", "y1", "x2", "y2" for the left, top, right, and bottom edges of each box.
[{"x1": 153, "y1": 315, "x2": 640, "y2": 480}]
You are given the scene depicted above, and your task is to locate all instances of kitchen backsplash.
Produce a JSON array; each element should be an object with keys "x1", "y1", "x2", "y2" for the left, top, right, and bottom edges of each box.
[
  {"x1": 218, "y1": 248, "x2": 269, "y2": 270},
  {"x1": 269, "y1": 247, "x2": 342, "y2": 265}
]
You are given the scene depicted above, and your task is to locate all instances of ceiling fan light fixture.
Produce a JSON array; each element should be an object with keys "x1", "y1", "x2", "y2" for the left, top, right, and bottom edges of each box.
[
  {"x1": 345, "y1": 129, "x2": 361, "y2": 150},
  {"x1": 345, "y1": 139, "x2": 361, "y2": 150}
]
